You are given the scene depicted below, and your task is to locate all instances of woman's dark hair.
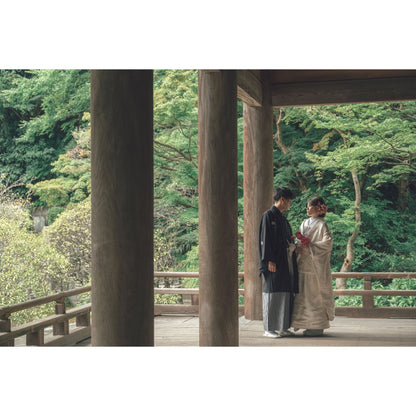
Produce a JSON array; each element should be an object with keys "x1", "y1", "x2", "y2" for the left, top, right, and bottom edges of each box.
[
  {"x1": 273, "y1": 187, "x2": 294, "y2": 201},
  {"x1": 308, "y1": 196, "x2": 327, "y2": 217}
]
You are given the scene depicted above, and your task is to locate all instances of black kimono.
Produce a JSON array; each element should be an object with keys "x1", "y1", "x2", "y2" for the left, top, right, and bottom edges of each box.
[
  {"x1": 258, "y1": 205, "x2": 299, "y2": 332},
  {"x1": 258, "y1": 205, "x2": 299, "y2": 293}
]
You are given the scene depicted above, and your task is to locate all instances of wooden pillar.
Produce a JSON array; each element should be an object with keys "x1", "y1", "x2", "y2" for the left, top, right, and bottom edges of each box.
[
  {"x1": 91, "y1": 70, "x2": 154, "y2": 346},
  {"x1": 198, "y1": 70, "x2": 239, "y2": 346},
  {"x1": 243, "y1": 74, "x2": 273, "y2": 320}
]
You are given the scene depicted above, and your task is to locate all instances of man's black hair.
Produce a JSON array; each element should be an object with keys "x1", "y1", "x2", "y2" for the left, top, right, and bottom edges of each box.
[{"x1": 273, "y1": 187, "x2": 294, "y2": 201}]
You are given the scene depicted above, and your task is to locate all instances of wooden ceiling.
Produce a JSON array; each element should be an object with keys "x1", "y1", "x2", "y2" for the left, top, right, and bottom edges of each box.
[
  {"x1": 267, "y1": 69, "x2": 416, "y2": 84},
  {"x1": 237, "y1": 69, "x2": 416, "y2": 108}
]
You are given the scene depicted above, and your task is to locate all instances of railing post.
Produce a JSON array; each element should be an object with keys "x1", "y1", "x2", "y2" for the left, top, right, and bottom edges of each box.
[
  {"x1": 363, "y1": 276, "x2": 374, "y2": 310},
  {"x1": 53, "y1": 298, "x2": 69, "y2": 335},
  {"x1": 26, "y1": 329, "x2": 45, "y2": 346},
  {"x1": 0, "y1": 314, "x2": 14, "y2": 346},
  {"x1": 191, "y1": 295, "x2": 200, "y2": 306},
  {"x1": 76, "y1": 311, "x2": 91, "y2": 327}
]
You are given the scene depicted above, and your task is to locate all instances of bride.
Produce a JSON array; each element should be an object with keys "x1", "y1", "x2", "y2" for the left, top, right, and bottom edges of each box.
[{"x1": 291, "y1": 197, "x2": 335, "y2": 336}]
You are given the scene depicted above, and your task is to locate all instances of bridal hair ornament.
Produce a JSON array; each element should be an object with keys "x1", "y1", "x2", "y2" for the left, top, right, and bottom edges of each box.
[{"x1": 317, "y1": 203, "x2": 327, "y2": 215}]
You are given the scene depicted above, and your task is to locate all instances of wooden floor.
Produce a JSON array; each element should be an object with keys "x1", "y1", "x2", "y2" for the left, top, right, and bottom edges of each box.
[
  {"x1": 73, "y1": 314, "x2": 416, "y2": 346},
  {"x1": 152, "y1": 315, "x2": 416, "y2": 346}
]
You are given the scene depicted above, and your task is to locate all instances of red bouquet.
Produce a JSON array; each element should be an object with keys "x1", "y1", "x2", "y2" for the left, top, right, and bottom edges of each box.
[{"x1": 295, "y1": 231, "x2": 310, "y2": 246}]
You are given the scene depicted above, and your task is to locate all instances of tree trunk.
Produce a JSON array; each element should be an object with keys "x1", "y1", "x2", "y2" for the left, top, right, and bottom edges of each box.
[
  {"x1": 398, "y1": 164, "x2": 410, "y2": 212},
  {"x1": 337, "y1": 169, "x2": 362, "y2": 289},
  {"x1": 336, "y1": 129, "x2": 362, "y2": 290}
]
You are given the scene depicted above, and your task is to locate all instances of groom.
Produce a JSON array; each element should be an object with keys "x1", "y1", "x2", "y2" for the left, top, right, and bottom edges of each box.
[{"x1": 258, "y1": 187, "x2": 299, "y2": 338}]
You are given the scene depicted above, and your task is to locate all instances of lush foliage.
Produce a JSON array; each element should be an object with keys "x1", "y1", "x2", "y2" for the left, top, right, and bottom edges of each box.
[
  {"x1": 0, "y1": 70, "x2": 90, "y2": 187},
  {"x1": 0, "y1": 70, "x2": 414, "y2": 314},
  {"x1": 153, "y1": 70, "x2": 246, "y2": 273},
  {"x1": 280, "y1": 103, "x2": 416, "y2": 273},
  {"x1": 29, "y1": 112, "x2": 91, "y2": 208},
  {"x1": 0, "y1": 181, "x2": 70, "y2": 324},
  {"x1": 44, "y1": 198, "x2": 91, "y2": 287}
]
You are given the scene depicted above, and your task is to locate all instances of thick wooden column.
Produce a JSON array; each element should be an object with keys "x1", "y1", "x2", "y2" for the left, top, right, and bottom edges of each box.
[
  {"x1": 243, "y1": 74, "x2": 273, "y2": 320},
  {"x1": 91, "y1": 70, "x2": 154, "y2": 346},
  {"x1": 198, "y1": 70, "x2": 239, "y2": 346}
]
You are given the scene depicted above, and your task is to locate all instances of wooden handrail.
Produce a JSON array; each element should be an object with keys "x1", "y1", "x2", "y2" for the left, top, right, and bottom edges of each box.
[
  {"x1": 0, "y1": 286, "x2": 92, "y2": 346},
  {"x1": 333, "y1": 290, "x2": 416, "y2": 296},
  {"x1": 155, "y1": 288, "x2": 246, "y2": 295},
  {"x1": 0, "y1": 304, "x2": 91, "y2": 343},
  {"x1": 154, "y1": 271, "x2": 416, "y2": 279},
  {"x1": 0, "y1": 285, "x2": 91, "y2": 317},
  {"x1": 156, "y1": 287, "x2": 416, "y2": 297},
  {"x1": 331, "y1": 272, "x2": 416, "y2": 279},
  {"x1": 1, "y1": 272, "x2": 415, "y2": 346},
  {"x1": 1, "y1": 272, "x2": 414, "y2": 318},
  {"x1": 154, "y1": 271, "x2": 245, "y2": 278}
]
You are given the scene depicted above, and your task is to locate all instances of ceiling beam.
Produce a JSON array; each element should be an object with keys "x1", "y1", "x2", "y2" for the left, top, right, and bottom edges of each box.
[
  {"x1": 271, "y1": 76, "x2": 416, "y2": 107},
  {"x1": 237, "y1": 70, "x2": 263, "y2": 107}
]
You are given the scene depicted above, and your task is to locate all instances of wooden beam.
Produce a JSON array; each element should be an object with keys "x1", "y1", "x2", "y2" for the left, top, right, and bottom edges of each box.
[
  {"x1": 237, "y1": 70, "x2": 263, "y2": 107},
  {"x1": 331, "y1": 272, "x2": 416, "y2": 279},
  {"x1": 45, "y1": 326, "x2": 91, "y2": 346},
  {"x1": 335, "y1": 307, "x2": 416, "y2": 319},
  {"x1": 333, "y1": 290, "x2": 416, "y2": 296},
  {"x1": 154, "y1": 304, "x2": 245, "y2": 316},
  {"x1": 272, "y1": 76, "x2": 416, "y2": 107}
]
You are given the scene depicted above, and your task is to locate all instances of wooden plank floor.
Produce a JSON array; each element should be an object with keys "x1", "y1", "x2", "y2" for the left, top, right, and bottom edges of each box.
[
  {"x1": 153, "y1": 315, "x2": 416, "y2": 347},
  {"x1": 68, "y1": 315, "x2": 416, "y2": 346}
]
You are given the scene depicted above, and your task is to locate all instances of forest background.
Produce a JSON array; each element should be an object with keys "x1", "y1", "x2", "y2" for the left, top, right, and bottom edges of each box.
[{"x1": 0, "y1": 69, "x2": 415, "y2": 323}]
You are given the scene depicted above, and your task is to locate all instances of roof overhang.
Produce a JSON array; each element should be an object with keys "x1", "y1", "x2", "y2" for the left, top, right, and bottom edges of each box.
[{"x1": 237, "y1": 69, "x2": 416, "y2": 107}]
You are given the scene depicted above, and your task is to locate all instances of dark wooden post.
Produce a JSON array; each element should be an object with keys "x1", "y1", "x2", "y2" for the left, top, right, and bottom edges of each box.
[
  {"x1": 198, "y1": 70, "x2": 239, "y2": 346},
  {"x1": 0, "y1": 315, "x2": 14, "y2": 346},
  {"x1": 53, "y1": 298, "x2": 69, "y2": 335},
  {"x1": 76, "y1": 312, "x2": 90, "y2": 327},
  {"x1": 26, "y1": 329, "x2": 44, "y2": 346},
  {"x1": 363, "y1": 276, "x2": 374, "y2": 310},
  {"x1": 243, "y1": 73, "x2": 273, "y2": 320},
  {"x1": 91, "y1": 70, "x2": 154, "y2": 346}
]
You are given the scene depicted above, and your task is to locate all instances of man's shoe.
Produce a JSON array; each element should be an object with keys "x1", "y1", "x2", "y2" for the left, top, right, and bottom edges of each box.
[{"x1": 264, "y1": 331, "x2": 282, "y2": 338}]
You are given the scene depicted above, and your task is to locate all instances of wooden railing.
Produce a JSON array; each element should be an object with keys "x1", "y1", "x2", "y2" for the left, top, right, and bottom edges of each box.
[
  {"x1": 154, "y1": 272, "x2": 245, "y2": 315},
  {"x1": 332, "y1": 272, "x2": 416, "y2": 318},
  {"x1": 0, "y1": 286, "x2": 91, "y2": 346},
  {"x1": 1, "y1": 271, "x2": 415, "y2": 346},
  {"x1": 154, "y1": 271, "x2": 416, "y2": 318}
]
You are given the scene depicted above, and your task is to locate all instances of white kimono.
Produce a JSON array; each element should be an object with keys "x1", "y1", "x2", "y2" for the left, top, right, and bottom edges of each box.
[{"x1": 291, "y1": 217, "x2": 335, "y2": 330}]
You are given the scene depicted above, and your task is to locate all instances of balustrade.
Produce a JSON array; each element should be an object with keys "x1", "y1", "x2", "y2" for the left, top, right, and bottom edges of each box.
[
  {"x1": 1, "y1": 272, "x2": 415, "y2": 346},
  {"x1": 0, "y1": 286, "x2": 91, "y2": 346}
]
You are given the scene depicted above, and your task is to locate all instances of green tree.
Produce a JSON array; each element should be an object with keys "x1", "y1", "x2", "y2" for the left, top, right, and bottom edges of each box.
[
  {"x1": 153, "y1": 70, "x2": 246, "y2": 271},
  {"x1": 0, "y1": 181, "x2": 70, "y2": 324},
  {"x1": 0, "y1": 70, "x2": 90, "y2": 186},
  {"x1": 153, "y1": 70, "x2": 200, "y2": 269},
  {"x1": 279, "y1": 102, "x2": 416, "y2": 281},
  {"x1": 29, "y1": 113, "x2": 91, "y2": 209},
  {"x1": 44, "y1": 198, "x2": 91, "y2": 287}
]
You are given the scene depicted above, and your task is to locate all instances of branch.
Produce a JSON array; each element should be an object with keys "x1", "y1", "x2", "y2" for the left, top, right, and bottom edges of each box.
[
  {"x1": 154, "y1": 139, "x2": 198, "y2": 169},
  {"x1": 273, "y1": 109, "x2": 307, "y2": 191},
  {"x1": 170, "y1": 116, "x2": 199, "y2": 168},
  {"x1": 371, "y1": 130, "x2": 412, "y2": 157}
]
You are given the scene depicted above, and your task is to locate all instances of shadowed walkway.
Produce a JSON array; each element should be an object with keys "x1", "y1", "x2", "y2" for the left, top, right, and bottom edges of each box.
[
  {"x1": 75, "y1": 315, "x2": 416, "y2": 346},
  {"x1": 153, "y1": 315, "x2": 416, "y2": 347}
]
